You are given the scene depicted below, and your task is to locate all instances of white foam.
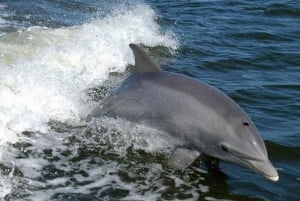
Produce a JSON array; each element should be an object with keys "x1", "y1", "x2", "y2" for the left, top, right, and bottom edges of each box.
[
  {"x1": 205, "y1": 197, "x2": 233, "y2": 201},
  {"x1": 0, "y1": 3, "x2": 178, "y2": 199},
  {"x1": 0, "y1": 3, "x2": 178, "y2": 153},
  {"x1": 0, "y1": 116, "x2": 209, "y2": 201},
  {"x1": 0, "y1": 176, "x2": 12, "y2": 198}
]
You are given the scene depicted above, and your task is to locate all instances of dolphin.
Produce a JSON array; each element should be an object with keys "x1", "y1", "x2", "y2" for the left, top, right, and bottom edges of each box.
[{"x1": 87, "y1": 44, "x2": 279, "y2": 182}]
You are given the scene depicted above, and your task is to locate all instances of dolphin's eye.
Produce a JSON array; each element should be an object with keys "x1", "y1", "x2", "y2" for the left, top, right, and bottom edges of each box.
[
  {"x1": 220, "y1": 144, "x2": 229, "y2": 152},
  {"x1": 243, "y1": 122, "x2": 249, "y2": 126}
]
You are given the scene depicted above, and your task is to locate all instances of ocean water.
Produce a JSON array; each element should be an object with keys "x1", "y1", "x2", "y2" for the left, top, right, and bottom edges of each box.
[{"x1": 0, "y1": 0, "x2": 299, "y2": 201}]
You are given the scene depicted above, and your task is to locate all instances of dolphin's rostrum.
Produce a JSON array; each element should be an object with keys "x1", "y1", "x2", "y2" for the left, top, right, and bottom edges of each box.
[{"x1": 88, "y1": 44, "x2": 279, "y2": 182}]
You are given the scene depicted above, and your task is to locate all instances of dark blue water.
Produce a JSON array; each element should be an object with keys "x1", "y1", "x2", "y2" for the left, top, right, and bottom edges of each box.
[{"x1": 0, "y1": 1, "x2": 299, "y2": 201}]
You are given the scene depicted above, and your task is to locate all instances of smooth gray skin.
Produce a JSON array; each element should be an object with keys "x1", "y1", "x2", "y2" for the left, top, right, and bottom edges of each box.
[{"x1": 88, "y1": 44, "x2": 279, "y2": 182}]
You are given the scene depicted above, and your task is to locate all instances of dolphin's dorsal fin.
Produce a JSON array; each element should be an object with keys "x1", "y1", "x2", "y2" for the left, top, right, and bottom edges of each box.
[{"x1": 129, "y1": 44, "x2": 163, "y2": 73}]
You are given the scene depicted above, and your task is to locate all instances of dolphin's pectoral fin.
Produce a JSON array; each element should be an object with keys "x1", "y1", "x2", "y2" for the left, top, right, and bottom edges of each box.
[{"x1": 168, "y1": 147, "x2": 200, "y2": 170}]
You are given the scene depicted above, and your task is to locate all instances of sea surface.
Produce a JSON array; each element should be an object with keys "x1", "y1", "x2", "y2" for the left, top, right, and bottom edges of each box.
[{"x1": 0, "y1": 0, "x2": 299, "y2": 201}]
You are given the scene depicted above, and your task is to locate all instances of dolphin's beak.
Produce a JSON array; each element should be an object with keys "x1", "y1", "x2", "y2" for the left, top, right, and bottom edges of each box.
[
  {"x1": 251, "y1": 159, "x2": 279, "y2": 182},
  {"x1": 230, "y1": 152, "x2": 279, "y2": 182}
]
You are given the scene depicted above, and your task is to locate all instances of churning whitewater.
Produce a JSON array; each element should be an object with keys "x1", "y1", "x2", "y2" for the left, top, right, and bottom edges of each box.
[
  {"x1": 0, "y1": 4, "x2": 177, "y2": 147},
  {"x1": 0, "y1": 3, "x2": 178, "y2": 200}
]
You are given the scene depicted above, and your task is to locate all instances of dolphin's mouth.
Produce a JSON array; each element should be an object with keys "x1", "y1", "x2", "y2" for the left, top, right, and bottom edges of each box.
[
  {"x1": 244, "y1": 158, "x2": 279, "y2": 182},
  {"x1": 264, "y1": 174, "x2": 279, "y2": 182},
  {"x1": 230, "y1": 153, "x2": 279, "y2": 182}
]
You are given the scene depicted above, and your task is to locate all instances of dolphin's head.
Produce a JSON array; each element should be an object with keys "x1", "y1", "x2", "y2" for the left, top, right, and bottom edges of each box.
[{"x1": 206, "y1": 110, "x2": 279, "y2": 182}]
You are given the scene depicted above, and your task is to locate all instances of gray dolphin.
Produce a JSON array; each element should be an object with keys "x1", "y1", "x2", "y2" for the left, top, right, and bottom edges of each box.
[{"x1": 88, "y1": 44, "x2": 279, "y2": 182}]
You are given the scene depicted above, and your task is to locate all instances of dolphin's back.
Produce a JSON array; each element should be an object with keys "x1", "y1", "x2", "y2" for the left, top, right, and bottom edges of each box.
[{"x1": 88, "y1": 71, "x2": 247, "y2": 141}]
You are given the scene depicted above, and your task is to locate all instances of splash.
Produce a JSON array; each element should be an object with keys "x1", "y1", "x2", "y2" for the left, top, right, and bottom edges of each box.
[
  {"x1": 0, "y1": 3, "x2": 178, "y2": 150},
  {"x1": 0, "y1": 3, "x2": 178, "y2": 199}
]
